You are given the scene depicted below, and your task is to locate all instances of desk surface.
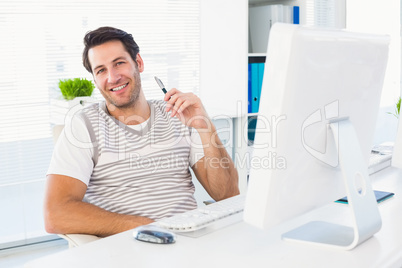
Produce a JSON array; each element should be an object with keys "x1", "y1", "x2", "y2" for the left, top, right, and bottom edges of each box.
[{"x1": 26, "y1": 167, "x2": 402, "y2": 268}]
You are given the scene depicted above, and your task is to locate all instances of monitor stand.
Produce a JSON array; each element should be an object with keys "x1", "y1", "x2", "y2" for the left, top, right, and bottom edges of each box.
[{"x1": 282, "y1": 118, "x2": 382, "y2": 250}]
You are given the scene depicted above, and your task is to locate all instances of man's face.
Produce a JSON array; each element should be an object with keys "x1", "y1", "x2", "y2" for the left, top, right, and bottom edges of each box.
[{"x1": 88, "y1": 40, "x2": 144, "y2": 109}]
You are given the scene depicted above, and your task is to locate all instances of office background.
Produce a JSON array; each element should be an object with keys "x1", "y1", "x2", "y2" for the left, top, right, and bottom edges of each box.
[
  {"x1": 0, "y1": 0, "x2": 201, "y2": 249},
  {"x1": 0, "y1": 0, "x2": 400, "y2": 251}
]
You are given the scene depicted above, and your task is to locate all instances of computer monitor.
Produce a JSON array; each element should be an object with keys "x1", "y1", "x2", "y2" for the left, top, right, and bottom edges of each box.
[{"x1": 243, "y1": 23, "x2": 389, "y2": 250}]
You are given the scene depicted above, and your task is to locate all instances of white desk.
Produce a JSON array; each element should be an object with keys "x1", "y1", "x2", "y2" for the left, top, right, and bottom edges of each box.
[{"x1": 26, "y1": 167, "x2": 402, "y2": 268}]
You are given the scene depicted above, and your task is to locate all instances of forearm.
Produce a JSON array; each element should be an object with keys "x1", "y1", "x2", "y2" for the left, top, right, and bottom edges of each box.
[
  {"x1": 45, "y1": 198, "x2": 153, "y2": 237},
  {"x1": 195, "y1": 124, "x2": 240, "y2": 200},
  {"x1": 163, "y1": 89, "x2": 239, "y2": 199}
]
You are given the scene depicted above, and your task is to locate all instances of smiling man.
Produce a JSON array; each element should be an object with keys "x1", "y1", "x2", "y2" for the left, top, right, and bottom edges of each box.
[
  {"x1": 87, "y1": 39, "x2": 148, "y2": 124},
  {"x1": 44, "y1": 27, "x2": 239, "y2": 237}
]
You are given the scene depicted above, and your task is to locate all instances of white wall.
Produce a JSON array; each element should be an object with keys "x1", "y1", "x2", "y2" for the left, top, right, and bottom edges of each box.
[{"x1": 346, "y1": 0, "x2": 401, "y2": 144}]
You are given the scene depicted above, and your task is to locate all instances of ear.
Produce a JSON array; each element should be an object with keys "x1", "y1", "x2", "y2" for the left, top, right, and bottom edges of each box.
[{"x1": 136, "y1": 54, "x2": 144, "y2": 73}]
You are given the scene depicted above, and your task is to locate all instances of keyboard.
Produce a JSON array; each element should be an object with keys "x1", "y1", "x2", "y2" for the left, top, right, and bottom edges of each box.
[
  {"x1": 368, "y1": 153, "x2": 392, "y2": 175},
  {"x1": 156, "y1": 194, "x2": 245, "y2": 234}
]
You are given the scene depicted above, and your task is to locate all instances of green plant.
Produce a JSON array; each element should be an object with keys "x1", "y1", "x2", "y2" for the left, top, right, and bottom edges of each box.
[
  {"x1": 388, "y1": 97, "x2": 401, "y2": 119},
  {"x1": 58, "y1": 78, "x2": 95, "y2": 100}
]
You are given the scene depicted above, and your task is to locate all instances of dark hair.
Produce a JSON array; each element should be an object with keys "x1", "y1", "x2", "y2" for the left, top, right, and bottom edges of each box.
[{"x1": 82, "y1": 26, "x2": 140, "y2": 73}]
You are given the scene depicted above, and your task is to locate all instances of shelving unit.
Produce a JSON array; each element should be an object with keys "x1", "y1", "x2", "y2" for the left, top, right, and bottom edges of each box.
[
  {"x1": 198, "y1": 0, "x2": 306, "y2": 194},
  {"x1": 247, "y1": 0, "x2": 301, "y2": 150}
]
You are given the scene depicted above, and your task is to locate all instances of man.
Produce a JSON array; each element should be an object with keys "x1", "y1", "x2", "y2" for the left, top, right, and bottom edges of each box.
[{"x1": 44, "y1": 26, "x2": 239, "y2": 237}]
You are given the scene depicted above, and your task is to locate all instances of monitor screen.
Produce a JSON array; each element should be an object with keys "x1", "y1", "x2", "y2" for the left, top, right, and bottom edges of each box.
[{"x1": 243, "y1": 23, "x2": 389, "y2": 249}]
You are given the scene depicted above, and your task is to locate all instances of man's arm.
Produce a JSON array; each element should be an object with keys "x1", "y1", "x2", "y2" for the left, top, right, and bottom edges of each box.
[
  {"x1": 191, "y1": 124, "x2": 240, "y2": 201},
  {"x1": 44, "y1": 174, "x2": 154, "y2": 237},
  {"x1": 164, "y1": 89, "x2": 240, "y2": 201}
]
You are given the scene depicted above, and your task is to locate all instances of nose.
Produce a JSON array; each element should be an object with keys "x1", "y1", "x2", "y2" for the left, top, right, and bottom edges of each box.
[{"x1": 107, "y1": 68, "x2": 121, "y2": 84}]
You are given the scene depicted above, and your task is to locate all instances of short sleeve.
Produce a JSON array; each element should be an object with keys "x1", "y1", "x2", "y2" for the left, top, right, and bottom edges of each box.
[{"x1": 47, "y1": 113, "x2": 95, "y2": 186}]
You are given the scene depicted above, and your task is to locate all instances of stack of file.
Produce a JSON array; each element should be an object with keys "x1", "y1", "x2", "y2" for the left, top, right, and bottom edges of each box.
[{"x1": 249, "y1": 4, "x2": 299, "y2": 53}]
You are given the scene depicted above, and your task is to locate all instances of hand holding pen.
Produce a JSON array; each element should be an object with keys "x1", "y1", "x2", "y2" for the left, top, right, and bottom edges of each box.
[{"x1": 154, "y1": 76, "x2": 210, "y2": 130}]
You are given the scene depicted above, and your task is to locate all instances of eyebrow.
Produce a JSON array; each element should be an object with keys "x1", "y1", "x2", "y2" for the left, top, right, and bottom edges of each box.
[{"x1": 93, "y1": 57, "x2": 128, "y2": 72}]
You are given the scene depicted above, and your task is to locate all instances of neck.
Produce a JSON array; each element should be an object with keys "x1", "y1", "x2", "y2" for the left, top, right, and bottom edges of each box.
[{"x1": 106, "y1": 96, "x2": 150, "y2": 125}]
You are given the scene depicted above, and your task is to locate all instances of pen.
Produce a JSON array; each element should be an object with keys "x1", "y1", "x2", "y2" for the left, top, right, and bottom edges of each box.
[{"x1": 154, "y1": 76, "x2": 167, "y2": 94}]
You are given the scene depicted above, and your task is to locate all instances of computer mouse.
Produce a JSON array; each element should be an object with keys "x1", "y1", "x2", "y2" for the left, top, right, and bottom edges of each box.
[{"x1": 133, "y1": 225, "x2": 176, "y2": 244}]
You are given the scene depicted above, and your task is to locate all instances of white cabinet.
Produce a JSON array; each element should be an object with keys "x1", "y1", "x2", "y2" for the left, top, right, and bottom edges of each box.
[
  {"x1": 199, "y1": 0, "x2": 248, "y2": 119},
  {"x1": 199, "y1": 0, "x2": 306, "y2": 117}
]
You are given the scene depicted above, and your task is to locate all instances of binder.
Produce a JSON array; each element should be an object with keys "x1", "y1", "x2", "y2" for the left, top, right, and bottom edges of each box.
[
  {"x1": 251, "y1": 63, "x2": 260, "y2": 113},
  {"x1": 248, "y1": 63, "x2": 252, "y2": 113},
  {"x1": 248, "y1": 56, "x2": 266, "y2": 114},
  {"x1": 293, "y1": 6, "x2": 300, "y2": 24}
]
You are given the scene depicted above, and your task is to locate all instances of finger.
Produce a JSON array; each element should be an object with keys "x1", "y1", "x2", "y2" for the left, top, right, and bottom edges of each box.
[
  {"x1": 164, "y1": 88, "x2": 180, "y2": 102},
  {"x1": 171, "y1": 97, "x2": 186, "y2": 117},
  {"x1": 176, "y1": 99, "x2": 192, "y2": 114},
  {"x1": 165, "y1": 102, "x2": 173, "y2": 113},
  {"x1": 165, "y1": 93, "x2": 180, "y2": 113}
]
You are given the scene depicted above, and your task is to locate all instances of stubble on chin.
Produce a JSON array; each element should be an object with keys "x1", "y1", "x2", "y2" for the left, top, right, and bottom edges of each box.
[{"x1": 104, "y1": 75, "x2": 142, "y2": 110}]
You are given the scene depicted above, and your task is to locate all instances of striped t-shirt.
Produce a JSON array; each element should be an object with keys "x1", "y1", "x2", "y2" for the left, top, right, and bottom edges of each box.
[{"x1": 47, "y1": 100, "x2": 204, "y2": 220}]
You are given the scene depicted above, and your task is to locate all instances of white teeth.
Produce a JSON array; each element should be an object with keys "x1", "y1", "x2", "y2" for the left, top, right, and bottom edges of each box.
[{"x1": 111, "y1": 83, "x2": 127, "y2": 92}]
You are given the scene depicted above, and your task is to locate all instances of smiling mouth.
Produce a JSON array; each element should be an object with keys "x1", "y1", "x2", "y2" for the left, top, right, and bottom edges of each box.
[{"x1": 110, "y1": 83, "x2": 128, "y2": 92}]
